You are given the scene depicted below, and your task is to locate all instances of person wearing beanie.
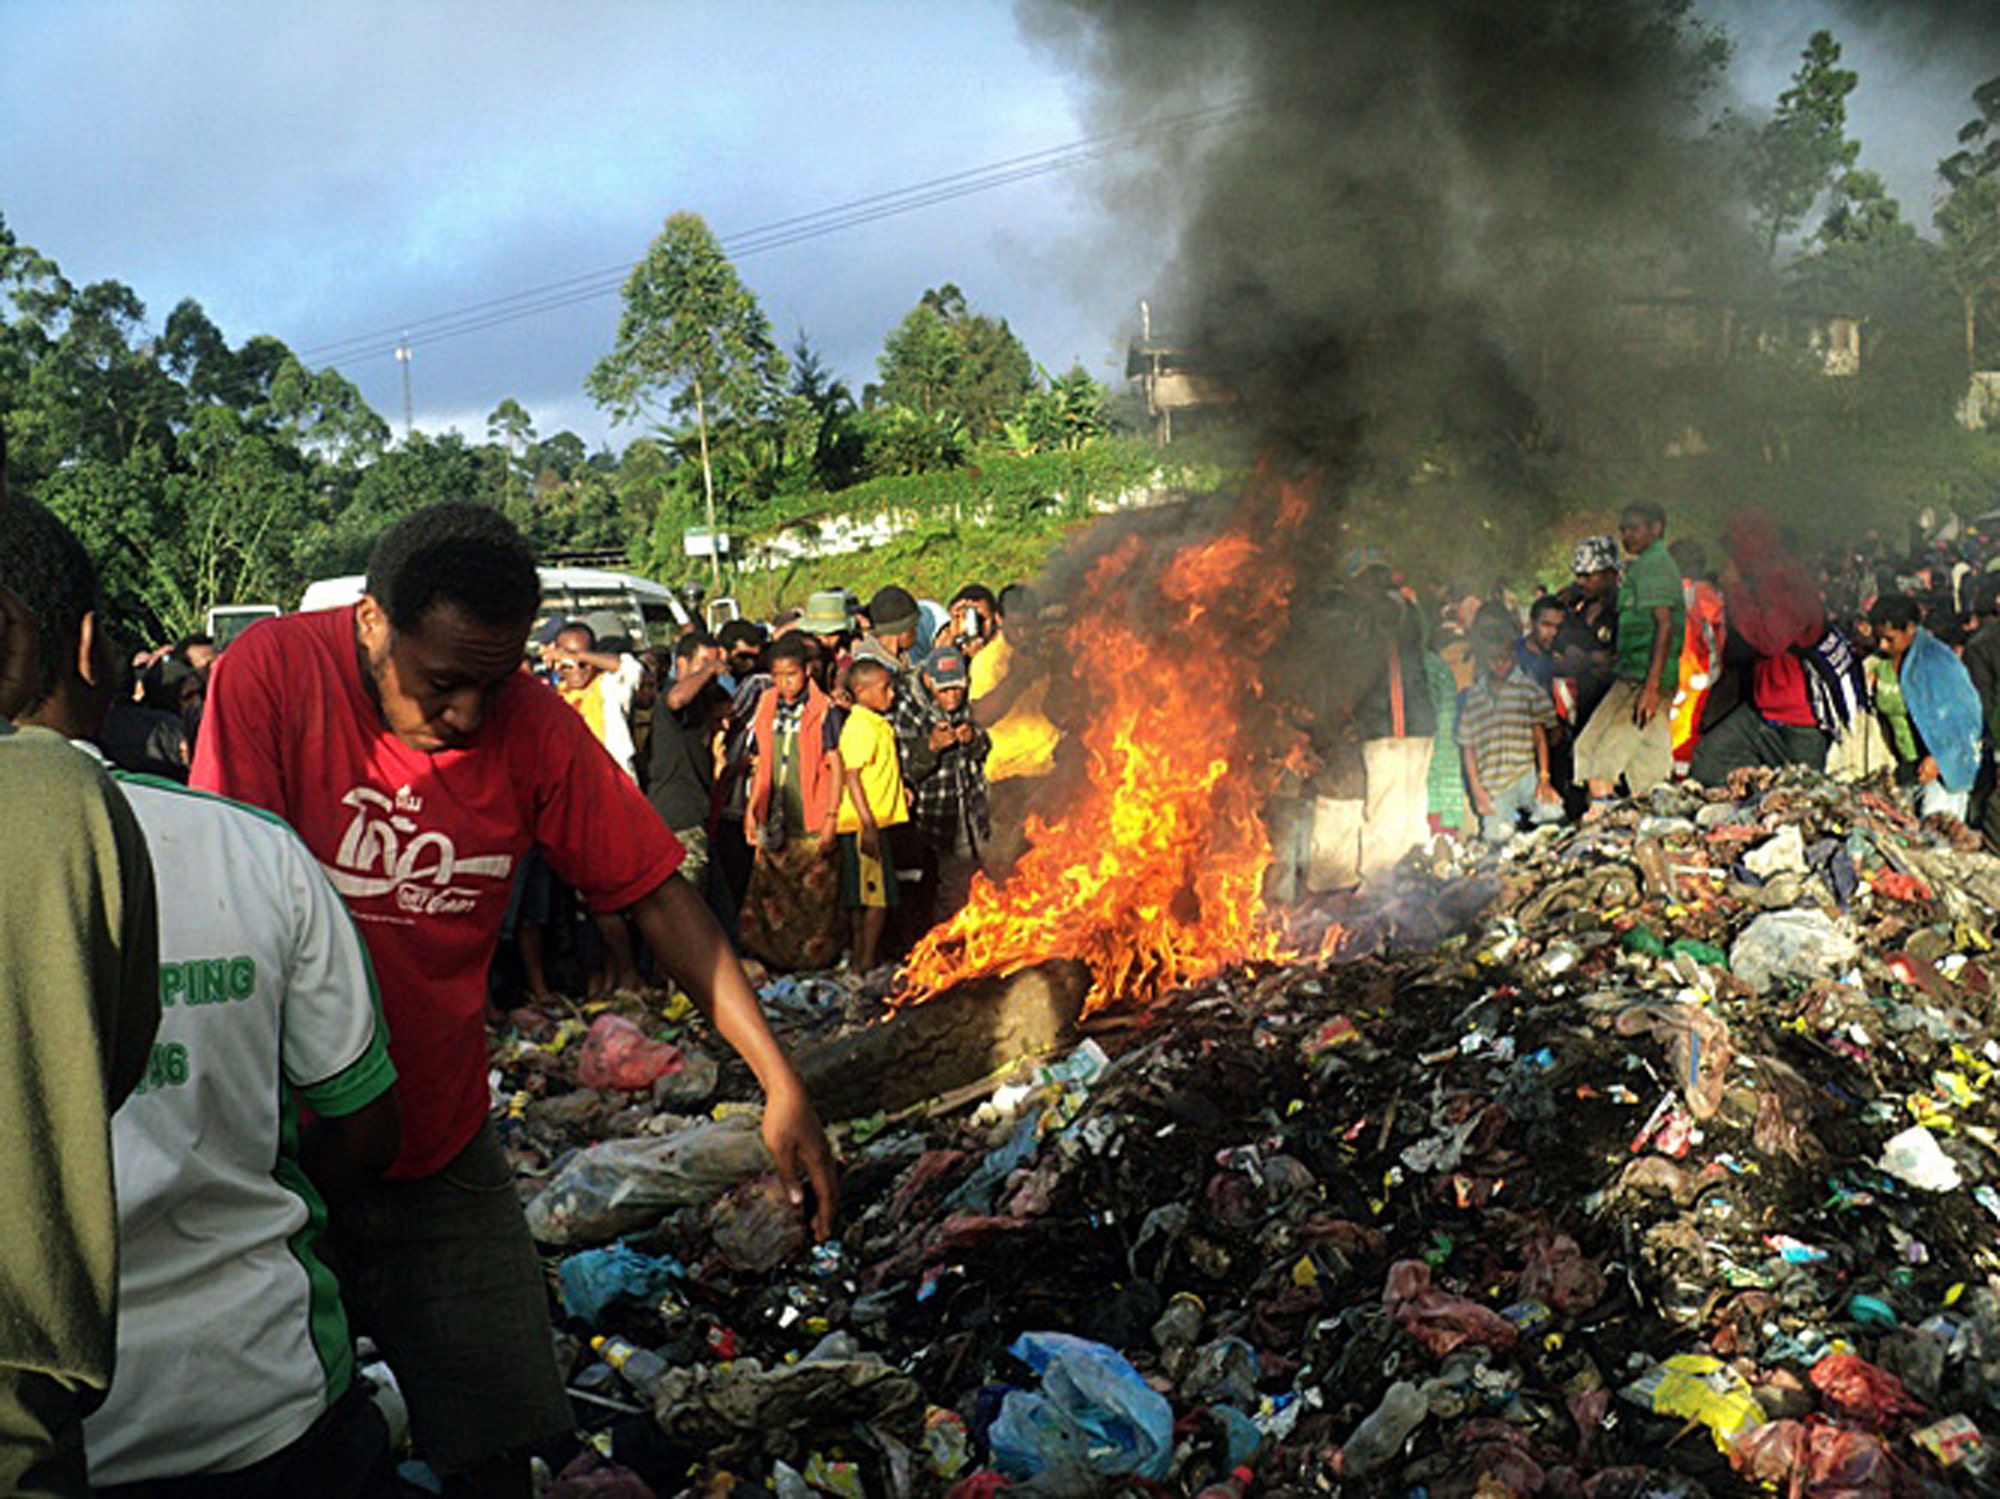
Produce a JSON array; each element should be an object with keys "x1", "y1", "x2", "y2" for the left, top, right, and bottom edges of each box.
[{"x1": 853, "y1": 585, "x2": 920, "y2": 675}]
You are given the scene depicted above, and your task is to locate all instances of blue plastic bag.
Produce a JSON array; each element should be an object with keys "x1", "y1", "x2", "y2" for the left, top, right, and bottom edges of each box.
[
  {"x1": 556, "y1": 1241, "x2": 685, "y2": 1323},
  {"x1": 987, "y1": 1331, "x2": 1173, "y2": 1484}
]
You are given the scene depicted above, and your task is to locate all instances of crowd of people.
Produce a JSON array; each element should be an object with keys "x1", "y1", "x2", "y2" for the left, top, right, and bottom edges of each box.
[
  {"x1": 0, "y1": 489, "x2": 1082, "y2": 1494},
  {"x1": 11, "y1": 480, "x2": 2000, "y2": 1495},
  {"x1": 515, "y1": 573, "x2": 1059, "y2": 992},
  {"x1": 1273, "y1": 500, "x2": 2000, "y2": 900}
]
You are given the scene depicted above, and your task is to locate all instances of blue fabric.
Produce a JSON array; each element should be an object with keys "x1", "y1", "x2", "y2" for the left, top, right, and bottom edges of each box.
[
  {"x1": 556, "y1": 1242, "x2": 685, "y2": 1323},
  {"x1": 1900, "y1": 628, "x2": 1984, "y2": 792}
]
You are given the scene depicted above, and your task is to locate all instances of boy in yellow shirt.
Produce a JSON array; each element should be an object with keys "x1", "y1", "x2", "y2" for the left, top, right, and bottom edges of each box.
[{"x1": 836, "y1": 658, "x2": 908, "y2": 972}]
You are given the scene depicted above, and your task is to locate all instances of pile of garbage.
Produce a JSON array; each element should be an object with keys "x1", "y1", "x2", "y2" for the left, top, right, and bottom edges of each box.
[{"x1": 489, "y1": 768, "x2": 2000, "y2": 1496}]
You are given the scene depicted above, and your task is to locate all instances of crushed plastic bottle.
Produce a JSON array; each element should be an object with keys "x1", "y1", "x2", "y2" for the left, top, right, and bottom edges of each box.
[
  {"x1": 592, "y1": 1333, "x2": 671, "y2": 1400},
  {"x1": 1336, "y1": 1380, "x2": 1428, "y2": 1477},
  {"x1": 1151, "y1": 1290, "x2": 1206, "y2": 1381}
]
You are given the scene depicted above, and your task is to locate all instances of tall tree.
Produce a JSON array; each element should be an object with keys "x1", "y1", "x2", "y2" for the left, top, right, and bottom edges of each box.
[
  {"x1": 874, "y1": 284, "x2": 1034, "y2": 443},
  {"x1": 1743, "y1": 30, "x2": 1860, "y2": 260},
  {"x1": 789, "y1": 332, "x2": 864, "y2": 490},
  {"x1": 1940, "y1": 76, "x2": 2000, "y2": 374},
  {"x1": 587, "y1": 212, "x2": 785, "y2": 583},
  {"x1": 486, "y1": 397, "x2": 537, "y2": 500}
]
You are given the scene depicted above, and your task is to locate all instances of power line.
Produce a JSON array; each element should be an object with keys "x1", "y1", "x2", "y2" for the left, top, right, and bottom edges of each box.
[{"x1": 289, "y1": 99, "x2": 1260, "y2": 371}]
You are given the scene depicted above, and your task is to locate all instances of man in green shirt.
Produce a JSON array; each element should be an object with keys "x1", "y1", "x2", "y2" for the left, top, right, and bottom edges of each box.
[
  {"x1": 1572, "y1": 502, "x2": 1683, "y2": 807},
  {"x1": 0, "y1": 481, "x2": 160, "y2": 1496}
]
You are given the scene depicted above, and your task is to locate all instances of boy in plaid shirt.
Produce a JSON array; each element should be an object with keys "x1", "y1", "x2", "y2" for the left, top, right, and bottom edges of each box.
[
  {"x1": 892, "y1": 647, "x2": 990, "y2": 933},
  {"x1": 1459, "y1": 621, "x2": 1564, "y2": 844}
]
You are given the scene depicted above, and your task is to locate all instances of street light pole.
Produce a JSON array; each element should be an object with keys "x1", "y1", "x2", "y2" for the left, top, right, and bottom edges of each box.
[{"x1": 395, "y1": 338, "x2": 414, "y2": 442}]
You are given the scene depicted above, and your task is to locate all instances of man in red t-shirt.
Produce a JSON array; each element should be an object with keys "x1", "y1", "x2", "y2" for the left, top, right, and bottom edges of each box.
[{"x1": 193, "y1": 503, "x2": 836, "y2": 1493}]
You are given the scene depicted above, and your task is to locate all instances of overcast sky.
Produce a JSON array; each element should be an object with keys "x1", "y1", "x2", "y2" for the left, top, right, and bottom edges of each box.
[{"x1": 3, "y1": 2, "x2": 1993, "y2": 451}]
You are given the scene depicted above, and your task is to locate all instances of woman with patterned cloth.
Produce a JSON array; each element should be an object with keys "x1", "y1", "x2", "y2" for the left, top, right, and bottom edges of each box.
[{"x1": 739, "y1": 634, "x2": 847, "y2": 970}]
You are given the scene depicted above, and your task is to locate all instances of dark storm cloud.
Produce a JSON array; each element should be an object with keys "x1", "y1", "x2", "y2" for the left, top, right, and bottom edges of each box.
[{"x1": 1021, "y1": 2, "x2": 1748, "y2": 489}]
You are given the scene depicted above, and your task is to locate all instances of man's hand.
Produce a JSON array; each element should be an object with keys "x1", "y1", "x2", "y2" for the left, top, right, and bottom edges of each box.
[
  {"x1": 762, "y1": 1081, "x2": 839, "y2": 1241},
  {"x1": 1919, "y1": 755, "x2": 1941, "y2": 784},
  {"x1": 954, "y1": 723, "x2": 975, "y2": 745},
  {"x1": 627, "y1": 875, "x2": 842, "y2": 1240},
  {"x1": 927, "y1": 725, "x2": 957, "y2": 753},
  {"x1": 859, "y1": 822, "x2": 880, "y2": 858},
  {"x1": 1633, "y1": 683, "x2": 1664, "y2": 727},
  {"x1": 1470, "y1": 788, "x2": 1496, "y2": 818},
  {"x1": 1535, "y1": 777, "x2": 1562, "y2": 806}
]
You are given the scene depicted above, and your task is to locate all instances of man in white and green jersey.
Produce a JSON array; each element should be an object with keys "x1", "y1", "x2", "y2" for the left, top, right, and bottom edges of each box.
[{"x1": 4, "y1": 498, "x2": 402, "y2": 1495}]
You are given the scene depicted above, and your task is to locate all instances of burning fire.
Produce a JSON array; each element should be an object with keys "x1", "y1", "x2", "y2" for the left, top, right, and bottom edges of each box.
[{"x1": 896, "y1": 482, "x2": 1319, "y2": 1012}]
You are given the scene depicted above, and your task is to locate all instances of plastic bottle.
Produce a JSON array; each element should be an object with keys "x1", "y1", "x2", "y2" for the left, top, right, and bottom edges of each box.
[
  {"x1": 592, "y1": 1333, "x2": 671, "y2": 1399},
  {"x1": 1193, "y1": 1465, "x2": 1253, "y2": 1499},
  {"x1": 1151, "y1": 1291, "x2": 1206, "y2": 1379},
  {"x1": 1337, "y1": 1380, "x2": 1428, "y2": 1477}
]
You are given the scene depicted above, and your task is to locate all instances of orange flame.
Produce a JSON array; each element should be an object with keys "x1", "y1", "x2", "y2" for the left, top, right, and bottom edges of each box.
[{"x1": 896, "y1": 482, "x2": 1325, "y2": 1012}]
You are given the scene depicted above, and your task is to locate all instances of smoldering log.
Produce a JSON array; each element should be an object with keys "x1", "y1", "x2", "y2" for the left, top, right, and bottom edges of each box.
[{"x1": 795, "y1": 960, "x2": 1091, "y2": 1121}]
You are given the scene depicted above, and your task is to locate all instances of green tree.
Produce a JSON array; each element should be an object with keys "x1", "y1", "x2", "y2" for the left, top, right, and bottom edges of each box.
[
  {"x1": 1790, "y1": 197, "x2": 1961, "y2": 429},
  {"x1": 1940, "y1": 76, "x2": 2000, "y2": 373},
  {"x1": 873, "y1": 284, "x2": 1034, "y2": 443},
  {"x1": 486, "y1": 397, "x2": 536, "y2": 500},
  {"x1": 789, "y1": 333, "x2": 865, "y2": 490},
  {"x1": 1817, "y1": 168, "x2": 1904, "y2": 249},
  {"x1": 1004, "y1": 365, "x2": 1113, "y2": 453},
  {"x1": 1743, "y1": 30, "x2": 1860, "y2": 260},
  {"x1": 587, "y1": 212, "x2": 786, "y2": 583}
]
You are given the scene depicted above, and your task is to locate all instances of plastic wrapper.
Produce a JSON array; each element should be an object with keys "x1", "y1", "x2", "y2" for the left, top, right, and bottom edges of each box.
[
  {"x1": 987, "y1": 1331, "x2": 1173, "y2": 1485},
  {"x1": 525, "y1": 1115, "x2": 774, "y2": 1246},
  {"x1": 575, "y1": 1013, "x2": 685, "y2": 1092},
  {"x1": 1728, "y1": 1419, "x2": 1894, "y2": 1497},
  {"x1": 1806, "y1": 1353, "x2": 1924, "y2": 1428},
  {"x1": 1729, "y1": 909, "x2": 1859, "y2": 995},
  {"x1": 707, "y1": 1173, "x2": 811, "y2": 1273},
  {"x1": 1622, "y1": 1355, "x2": 1764, "y2": 1453},
  {"x1": 1382, "y1": 1259, "x2": 1519, "y2": 1359},
  {"x1": 1875, "y1": 1124, "x2": 1963, "y2": 1192}
]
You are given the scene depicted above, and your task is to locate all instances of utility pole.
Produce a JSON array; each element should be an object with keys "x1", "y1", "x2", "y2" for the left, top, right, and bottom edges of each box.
[{"x1": 395, "y1": 337, "x2": 414, "y2": 442}]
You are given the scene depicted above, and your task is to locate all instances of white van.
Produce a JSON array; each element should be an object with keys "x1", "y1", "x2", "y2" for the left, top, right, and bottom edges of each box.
[
  {"x1": 204, "y1": 603, "x2": 282, "y2": 650},
  {"x1": 295, "y1": 566, "x2": 694, "y2": 650}
]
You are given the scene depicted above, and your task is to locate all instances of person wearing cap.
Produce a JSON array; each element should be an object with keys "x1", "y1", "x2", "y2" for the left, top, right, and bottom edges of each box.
[
  {"x1": 1551, "y1": 533, "x2": 1621, "y2": 732},
  {"x1": 1572, "y1": 502, "x2": 1683, "y2": 808},
  {"x1": 891, "y1": 645, "x2": 990, "y2": 934},
  {"x1": 799, "y1": 590, "x2": 854, "y2": 692}
]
